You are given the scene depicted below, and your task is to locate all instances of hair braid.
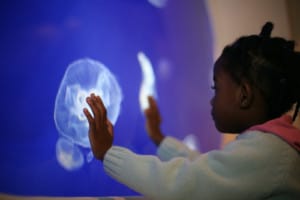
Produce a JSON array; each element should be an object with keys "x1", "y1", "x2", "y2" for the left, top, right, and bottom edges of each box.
[{"x1": 220, "y1": 22, "x2": 300, "y2": 120}]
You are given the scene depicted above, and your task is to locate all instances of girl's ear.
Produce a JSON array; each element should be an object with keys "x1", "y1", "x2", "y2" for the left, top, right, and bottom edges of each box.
[{"x1": 239, "y1": 81, "x2": 254, "y2": 109}]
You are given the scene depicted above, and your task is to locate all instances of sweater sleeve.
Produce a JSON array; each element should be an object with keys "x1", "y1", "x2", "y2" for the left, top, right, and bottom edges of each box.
[
  {"x1": 157, "y1": 136, "x2": 201, "y2": 161},
  {"x1": 103, "y1": 132, "x2": 290, "y2": 200}
]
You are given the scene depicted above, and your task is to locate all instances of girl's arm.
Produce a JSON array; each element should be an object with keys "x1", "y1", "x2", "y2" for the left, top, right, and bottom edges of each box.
[
  {"x1": 103, "y1": 133, "x2": 287, "y2": 200},
  {"x1": 144, "y1": 96, "x2": 200, "y2": 161},
  {"x1": 144, "y1": 96, "x2": 165, "y2": 146}
]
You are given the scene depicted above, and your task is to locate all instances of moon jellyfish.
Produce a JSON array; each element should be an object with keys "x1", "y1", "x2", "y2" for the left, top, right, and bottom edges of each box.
[
  {"x1": 54, "y1": 58, "x2": 123, "y2": 170},
  {"x1": 138, "y1": 51, "x2": 157, "y2": 111},
  {"x1": 56, "y1": 138, "x2": 84, "y2": 171}
]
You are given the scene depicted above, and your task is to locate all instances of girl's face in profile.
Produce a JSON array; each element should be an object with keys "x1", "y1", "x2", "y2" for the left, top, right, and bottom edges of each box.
[{"x1": 210, "y1": 57, "x2": 242, "y2": 133}]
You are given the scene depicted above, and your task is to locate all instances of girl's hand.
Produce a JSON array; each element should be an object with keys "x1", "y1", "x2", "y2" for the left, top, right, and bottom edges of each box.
[
  {"x1": 83, "y1": 94, "x2": 113, "y2": 161},
  {"x1": 144, "y1": 96, "x2": 165, "y2": 146}
]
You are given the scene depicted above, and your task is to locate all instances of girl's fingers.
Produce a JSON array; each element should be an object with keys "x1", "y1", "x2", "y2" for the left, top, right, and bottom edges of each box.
[
  {"x1": 96, "y1": 95, "x2": 107, "y2": 118},
  {"x1": 90, "y1": 94, "x2": 105, "y2": 124},
  {"x1": 86, "y1": 94, "x2": 108, "y2": 126},
  {"x1": 148, "y1": 96, "x2": 158, "y2": 110},
  {"x1": 83, "y1": 107, "x2": 93, "y2": 122},
  {"x1": 87, "y1": 95, "x2": 99, "y2": 120},
  {"x1": 148, "y1": 96, "x2": 155, "y2": 107},
  {"x1": 148, "y1": 96, "x2": 160, "y2": 114},
  {"x1": 83, "y1": 107, "x2": 95, "y2": 129},
  {"x1": 106, "y1": 120, "x2": 113, "y2": 136}
]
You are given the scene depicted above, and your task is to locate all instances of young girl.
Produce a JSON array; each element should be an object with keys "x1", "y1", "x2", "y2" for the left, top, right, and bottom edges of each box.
[{"x1": 83, "y1": 22, "x2": 300, "y2": 199}]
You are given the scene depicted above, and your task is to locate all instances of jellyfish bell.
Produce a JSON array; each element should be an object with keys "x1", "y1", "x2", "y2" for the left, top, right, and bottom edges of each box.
[
  {"x1": 56, "y1": 137, "x2": 84, "y2": 171},
  {"x1": 54, "y1": 58, "x2": 123, "y2": 149}
]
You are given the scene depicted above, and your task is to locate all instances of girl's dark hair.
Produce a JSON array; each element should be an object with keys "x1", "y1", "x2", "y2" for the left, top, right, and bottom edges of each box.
[{"x1": 220, "y1": 22, "x2": 300, "y2": 120}]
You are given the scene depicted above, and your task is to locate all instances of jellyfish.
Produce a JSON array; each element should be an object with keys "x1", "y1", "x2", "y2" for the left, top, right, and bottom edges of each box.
[
  {"x1": 138, "y1": 51, "x2": 157, "y2": 111},
  {"x1": 56, "y1": 138, "x2": 84, "y2": 171},
  {"x1": 54, "y1": 58, "x2": 123, "y2": 170}
]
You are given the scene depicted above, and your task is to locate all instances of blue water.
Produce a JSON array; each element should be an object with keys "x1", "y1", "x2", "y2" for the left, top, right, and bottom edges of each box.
[{"x1": 0, "y1": 0, "x2": 219, "y2": 196}]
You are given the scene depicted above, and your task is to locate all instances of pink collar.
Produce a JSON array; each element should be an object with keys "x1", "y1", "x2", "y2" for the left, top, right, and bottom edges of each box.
[{"x1": 248, "y1": 115, "x2": 300, "y2": 152}]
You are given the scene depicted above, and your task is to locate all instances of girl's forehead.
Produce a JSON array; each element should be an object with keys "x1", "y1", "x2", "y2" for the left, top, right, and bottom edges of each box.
[
  {"x1": 213, "y1": 57, "x2": 227, "y2": 78},
  {"x1": 213, "y1": 57, "x2": 237, "y2": 85}
]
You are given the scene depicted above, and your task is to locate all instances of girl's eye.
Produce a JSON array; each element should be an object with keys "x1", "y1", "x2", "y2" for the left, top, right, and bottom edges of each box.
[{"x1": 211, "y1": 85, "x2": 216, "y2": 90}]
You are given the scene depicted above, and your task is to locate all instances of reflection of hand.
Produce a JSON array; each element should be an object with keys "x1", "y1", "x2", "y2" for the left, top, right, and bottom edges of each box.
[
  {"x1": 144, "y1": 96, "x2": 165, "y2": 146},
  {"x1": 83, "y1": 93, "x2": 113, "y2": 161}
]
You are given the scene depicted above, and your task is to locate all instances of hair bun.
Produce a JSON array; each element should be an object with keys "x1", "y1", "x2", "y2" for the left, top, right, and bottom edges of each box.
[{"x1": 260, "y1": 22, "x2": 273, "y2": 38}]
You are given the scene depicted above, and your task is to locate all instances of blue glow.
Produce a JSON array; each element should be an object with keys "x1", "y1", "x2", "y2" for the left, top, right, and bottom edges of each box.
[
  {"x1": 0, "y1": 0, "x2": 215, "y2": 196},
  {"x1": 148, "y1": 0, "x2": 168, "y2": 8},
  {"x1": 54, "y1": 58, "x2": 123, "y2": 170}
]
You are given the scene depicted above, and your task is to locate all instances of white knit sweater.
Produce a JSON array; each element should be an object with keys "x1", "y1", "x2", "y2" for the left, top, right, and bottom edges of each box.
[{"x1": 103, "y1": 132, "x2": 300, "y2": 200}]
